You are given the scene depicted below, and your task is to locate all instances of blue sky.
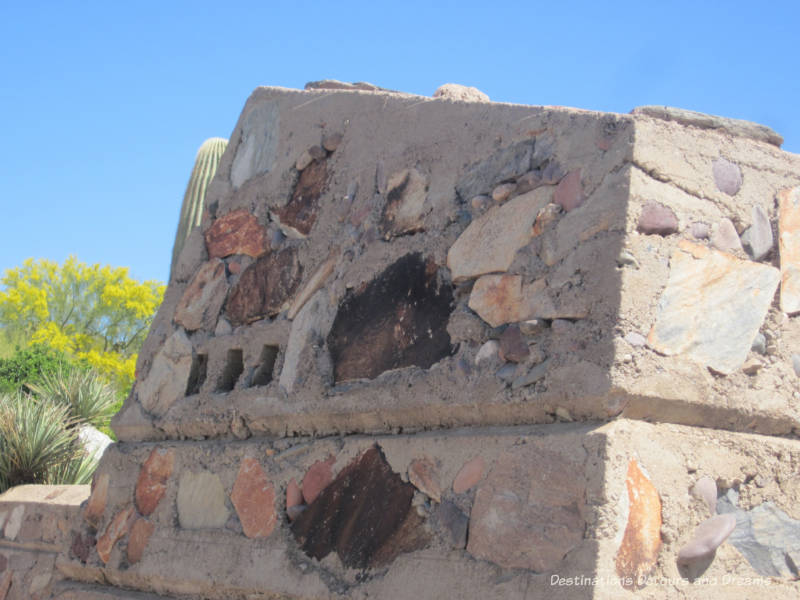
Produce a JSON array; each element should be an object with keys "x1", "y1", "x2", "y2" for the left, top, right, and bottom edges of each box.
[{"x1": 2, "y1": 1, "x2": 798, "y2": 286}]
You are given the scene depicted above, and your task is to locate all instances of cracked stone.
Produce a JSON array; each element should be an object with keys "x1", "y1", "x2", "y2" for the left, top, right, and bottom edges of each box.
[
  {"x1": 637, "y1": 201, "x2": 679, "y2": 235},
  {"x1": 231, "y1": 457, "x2": 277, "y2": 539},
  {"x1": 205, "y1": 209, "x2": 268, "y2": 259},
  {"x1": 740, "y1": 205, "x2": 773, "y2": 261},
  {"x1": 448, "y1": 187, "x2": 552, "y2": 282},
  {"x1": 647, "y1": 240, "x2": 780, "y2": 374},
  {"x1": 778, "y1": 187, "x2": 800, "y2": 314},
  {"x1": 174, "y1": 259, "x2": 229, "y2": 331},
  {"x1": 712, "y1": 157, "x2": 742, "y2": 196},
  {"x1": 615, "y1": 459, "x2": 662, "y2": 589}
]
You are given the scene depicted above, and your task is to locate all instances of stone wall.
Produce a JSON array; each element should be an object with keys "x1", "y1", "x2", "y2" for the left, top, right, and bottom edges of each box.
[{"x1": 42, "y1": 84, "x2": 800, "y2": 598}]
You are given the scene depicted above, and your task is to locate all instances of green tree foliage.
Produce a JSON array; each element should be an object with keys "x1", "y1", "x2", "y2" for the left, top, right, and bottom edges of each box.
[
  {"x1": 0, "y1": 257, "x2": 165, "y2": 393},
  {"x1": 0, "y1": 344, "x2": 74, "y2": 394}
]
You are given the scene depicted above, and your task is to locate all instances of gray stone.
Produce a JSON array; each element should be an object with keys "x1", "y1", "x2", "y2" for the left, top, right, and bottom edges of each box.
[
  {"x1": 137, "y1": 330, "x2": 193, "y2": 417},
  {"x1": 690, "y1": 221, "x2": 710, "y2": 240},
  {"x1": 691, "y1": 476, "x2": 717, "y2": 513},
  {"x1": 712, "y1": 158, "x2": 743, "y2": 196},
  {"x1": 177, "y1": 470, "x2": 230, "y2": 529},
  {"x1": 751, "y1": 332, "x2": 767, "y2": 355},
  {"x1": 677, "y1": 514, "x2": 736, "y2": 564},
  {"x1": 433, "y1": 83, "x2": 490, "y2": 103},
  {"x1": 474, "y1": 340, "x2": 500, "y2": 367},
  {"x1": 647, "y1": 241, "x2": 780, "y2": 374},
  {"x1": 455, "y1": 140, "x2": 535, "y2": 201},
  {"x1": 280, "y1": 290, "x2": 335, "y2": 393},
  {"x1": 511, "y1": 359, "x2": 550, "y2": 389},
  {"x1": 630, "y1": 106, "x2": 783, "y2": 147},
  {"x1": 495, "y1": 363, "x2": 518, "y2": 384},
  {"x1": 792, "y1": 354, "x2": 800, "y2": 378},
  {"x1": 740, "y1": 205, "x2": 773, "y2": 260},
  {"x1": 711, "y1": 218, "x2": 743, "y2": 254},
  {"x1": 624, "y1": 332, "x2": 647, "y2": 347},
  {"x1": 231, "y1": 101, "x2": 279, "y2": 188},
  {"x1": 434, "y1": 501, "x2": 468, "y2": 549}
]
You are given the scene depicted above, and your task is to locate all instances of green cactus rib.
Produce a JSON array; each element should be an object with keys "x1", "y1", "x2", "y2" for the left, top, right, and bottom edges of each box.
[{"x1": 170, "y1": 137, "x2": 228, "y2": 275}]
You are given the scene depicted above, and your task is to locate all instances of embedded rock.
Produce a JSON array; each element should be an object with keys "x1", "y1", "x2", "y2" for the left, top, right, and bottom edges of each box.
[
  {"x1": 433, "y1": 83, "x2": 490, "y2": 103},
  {"x1": 677, "y1": 514, "x2": 736, "y2": 565},
  {"x1": 778, "y1": 187, "x2": 800, "y2": 313},
  {"x1": 135, "y1": 448, "x2": 175, "y2": 516},
  {"x1": 408, "y1": 457, "x2": 442, "y2": 503},
  {"x1": 96, "y1": 506, "x2": 135, "y2": 564},
  {"x1": 177, "y1": 471, "x2": 230, "y2": 529},
  {"x1": 380, "y1": 168, "x2": 429, "y2": 237},
  {"x1": 126, "y1": 518, "x2": 154, "y2": 565},
  {"x1": 615, "y1": 460, "x2": 661, "y2": 588},
  {"x1": 301, "y1": 456, "x2": 335, "y2": 505},
  {"x1": 691, "y1": 476, "x2": 718, "y2": 514},
  {"x1": 712, "y1": 158, "x2": 743, "y2": 196},
  {"x1": 711, "y1": 217, "x2": 743, "y2": 254},
  {"x1": 174, "y1": 259, "x2": 229, "y2": 331},
  {"x1": 230, "y1": 101, "x2": 279, "y2": 188},
  {"x1": 231, "y1": 457, "x2": 277, "y2": 539},
  {"x1": 137, "y1": 330, "x2": 193, "y2": 417},
  {"x1": 273, "y1": 158, "x2": 329, "y2": 238},
  {"x1": 553, "y1": 170, "x2": 583, "y2": 212},
  {"x1": 637, "y1": 201, "x2": 679, "y2": 235},
  {"x1": 204, "y1": 209, "x2": 267, "y2": 259},
  {"x1": 452, "y1": 456, "x2": 485, "y2": 494},
  {"x1": 84, "y1": 473, "x2": 109, "y2": 527},
  {"x1": 740, "y1": 205, "x2": 773, "y2": 261}
]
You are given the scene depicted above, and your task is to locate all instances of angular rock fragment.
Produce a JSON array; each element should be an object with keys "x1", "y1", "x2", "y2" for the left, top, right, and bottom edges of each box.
[
  {"x1": 711, "y1": 218, "x2": 743, "y2": 254},
  {"x1": 740, "y1": 205, "x2": 773, "y2": 261},
  {"x1": 380, "y1": 168, "x2": 429, "y2": 237},
  {"x1": 225, "y1": 247, "x2": 302, "y2": 325},
  {"x1": 96, "y1": 506, "x2": 135, "y2": 564},
  {"x1": 273, "y1": 158, "x2": 329, "y2": 238},
  {"x1": 468, "y1": 275, "x2": 558, "y2": 327},
  {"x1": 174, "y1": 259, "x2": 229, "y2": 331},
  {"x1": 615, "y1": 459, "x2": 662, "y2": 588},
  {"x1": 301, "y1": 455, "x2": 335, "y2": 505},
  {"x1": 677, "y1": 514, "x2": 736, "y2": 565},
  {"x1": 84, "y1": 472, "x2": 109, "y2": 527},
  {"x1": 230, "y1": 457, "x2": 277, "y2": 539},
  {"x1": 137, "y1": 330, "x2": 193, "y2": 417},
  {"x1": 204, "y1": 209, "x2": 268, "y2": 259},
  {"x1": 778, "y1": 187, "x2": 800, "y2": 314},
  {"x1": 327, "y1": 254, "x2": 453, "y2": 382},
  {"x1": 648, "y1": 240, "x2": 780, "y2": 374},
  {"x1": 291, "y1": 446, "x2": 423, "y2": 569},
  {"x1": 287, "y1": 251, "x2": 337, "y2": 319},
  {"x1": 433, "y1": 500, "x2": 468, "y2": 548},
  {"x1": 408, "y1": 457, "x2": 442, "y2": 502},
  {"x1": 135, "y1": 448, "x2": 175, "y2": 516},
  {"x1": 498, "y1": 325, "x2": 529, "y2": 363}
]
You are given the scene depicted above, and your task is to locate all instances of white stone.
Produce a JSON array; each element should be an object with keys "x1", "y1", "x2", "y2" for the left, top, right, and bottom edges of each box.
[
  {"x1": 3, "y1": 505, "x2": 24, "y2": 540},
  {"x1": 231, "y1": 101, "x2": 280, "y2": 188},
  {"x1": 280, "y1": 290, "x2": 335, "y2": 393},
  {"x1": 78, "y1": 424, "x2": 113, "y2": 460},
  {"x1": 177, "y1": 470, "x2": 230, "y2": 529},
  {"x1": 433, "y1": 83, "x2": 489, "y2": 103}
]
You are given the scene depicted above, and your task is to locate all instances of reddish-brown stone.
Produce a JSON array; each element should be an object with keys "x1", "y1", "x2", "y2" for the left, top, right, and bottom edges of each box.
[
  {"x1": 453, "y1": 456, "x2": 485, "y2": 494},
  {"x1": 615, "y1": 459, "x2": 662, "y2": 589},
  {"x1": 553, "y1": 170, "x2": 583, "y2": 212},
  {"x1": 205, "y1": 209, "x2": 268, "y2": 259},
  {"x1": 96, "y1": 506, "x2": 135, "y2": 564},
  {"x1": 327, "y1": 253, "x2": 453, "y2": 382},
  {"x1": 637, "y1": 201, "x2": 679, "y2": 236},
  {"x1": 498, "y1": 325, "x2": 530, "y2": 363},
  {"x1": 135, "y1": 448, "x2": 175, "y2": 517},
  {"x1": 70, "y1": 532, "x2": 95, "y2": 563},
  {"x1": 467, "y1": 448, "x2": 585, "y2": 571},
  {"x1": 0, "y1": 571, "x2": 11, "y2": 600},
  {"x1": 291, "y1": 445, "x2": 423, "y2": 569},
  {"x1": 408, "y1": 457, "x2": 442, "y2": 502},
  {"x1": 302, "y1": 455, "x2": 335, "y2": 505},
  {"x1": 230, "y1": 457, "x2": 277, "y2": 539},
  {"x1": 127, "y1": 518, "x2": 155, "y2": 564},
  {"x1": 275, "y1": 158, "x2": 329, "y2": 236},
  {"x1": 225, "y1": 247, "x2": 302, "y2": 326},
  {"x1": 83, "y1": 472, "x2": 109, "y2": 527}
]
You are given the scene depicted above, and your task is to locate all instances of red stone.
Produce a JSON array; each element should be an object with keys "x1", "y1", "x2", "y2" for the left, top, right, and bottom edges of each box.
[
  {"x1": 205, "y1": 209, "x2": 268, "y2": 259},
  {"x1": 225, "y1": 247, "x2": 302, "y2": 326},
  {"x1": 135, "y1": 448, "x2": 175, "y2": 516},
  {"x1": 275, "y1": 158, "x2": 329, "y2": 236},
  {"x1": 96, "y1": 505, "x2": 135, "y2": 564},
  {"x1": 230, "y1": 457, "x2": 277, "y2": 539},
  {"x1": 637, "y1": 202, "x2": 679, "y2": 236},
  {"x1": 83, "y1": 472, "x2": 109, "y2": 527},
  {"x1": 302, "y1": 455, "x2": 335, "y2": 505},
  {"x1": 498, "y1": 325, "x2": 530, "y2": 363},
  {"x1": 615, "y1": 459, "x2": 662, "y2": 589},
  {"x1": 453, "y1": 456, "x2": 486, "y2": 493},
  {"x1": 127, "y1": 518, "x2": 155, "y2": 564},
  {"x1": 553, "y1": 170, "x2": 583, "y2": 212},
  {"x1": 408, "y1": 457, "x2": 442, "y2": 502}
]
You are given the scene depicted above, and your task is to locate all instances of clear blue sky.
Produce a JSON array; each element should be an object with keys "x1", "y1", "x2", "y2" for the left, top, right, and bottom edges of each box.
[{"x1": 2, "y1": 1, "x2": 798, "y2": 286}]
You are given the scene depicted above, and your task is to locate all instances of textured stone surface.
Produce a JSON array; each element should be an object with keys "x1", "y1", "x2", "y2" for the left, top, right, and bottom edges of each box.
[
  {"x1": 84, "y1": 473, "x2": 109, "y2": 527},
  {"x1": 498, "y1": 325, "x2": 529, "y2": 363},
  {"x1": 433, "y1": 83, "x2": 490, "y2": 102},
  {"x1": 287, "y1": 252, "x2": 336, "y2": 320},
  {"x1": 126, "y1": 518, "x2": 154, "y2": 564},
  {"x1": 301, "y1": 455, "x2": 335, "y2": 505},
  {"x1": 204, "y1": 209, "x2": 267, "y2": 259},
  {"x1": 711, "y1": 217, "x2": 743, "y2": 253},
  {"x1": 137, "y1": 330, "x2": 193, "y2": 417},
  {"x1": 291, "y1": 446, "x2": 420, "y2": 569},
  {"x1": 230, "y1": 101, "x2": 279, "y2": 188},
  {"x1": 452, "y1": 456, "x2": 485, "y2": 494},
  {"x1": 712, "y1": 157, "x2": 743, "y2": 195},
  {"x1": 433, "y1": 500, "x2": 468, "y2": 549},
  {"x1": 447, "y1": 187, "x2": 551, "y2": 282},
  {"x1": 740, "y1": 205, "x2": 773, "y2": 260},
  {"x1": 553, "y1": 170, "x2": 583, "y2": 212},
  {"x1": 691, "y1": 476, "x2": 717, "y2": 514},
  {"x1": 380, "y1": 168, "x2": 429, "y2": 237},
  {"x1": 96, "y1": 506, "x2": 135, "y2": 564},
  {"x1": 174, "y1": 259, "x2": 229, "y2": 331},
  {"x1": 407, "y1": 457, "x2": 442, "y2": 502},
  {"x1": 273, "y1": 158, "x2": 328, "y2": 237},
  {"x1": 230, "y1": 457, "x2": 277, "y2": 539},
  {"x1": 467, "y1": 448, "x2": 585, "y2": 571},
  {"x1": 280, "y1": 290, "x2": 335, "y2": 393},
  {"x1": 468, "y1": 274, "x2": 525, "y2": 327},
  {"x1": 135, "y1": 448, "x2": 175, "y2": 516},
  {"x1": 225, "y1": 247, "x2": 302, "y2": 325},
  {"x1": 177, "y1": 471, "x2": 229, "y2": 529},
  {"x1": 3, "y1": 505, "x2": 23, "y2": 540},
  {"x1": 615, "y1": 459, "x2": 661, "y2": 588},
  {"x1": 779, "y1": 187, "x2": 800, "y2": 313},
  {"x1": 491, "y1": 182, "x2": 516, "y2": 203},
  {"x1": 327, "y1": 254, "x2": 453, "y2": 382},
  {"x1": 677, "y1": 513, "x2": 736, "y2": 564},
  {"x1": 647, "y1": 240, "x2": 780, "y2": 374},
  {"x1": 637, "y1": 201, "x2": 679, "y2": 235}
]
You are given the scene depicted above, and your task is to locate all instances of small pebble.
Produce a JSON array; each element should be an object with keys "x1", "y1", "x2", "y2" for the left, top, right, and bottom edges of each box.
[
  {"x1": 322, "y1": 132, "x2": 343, "y2": 152},
  {"x1": 750, "y1": 333, "x2": 767, "y2": 355},
  {"x1": 498, "y1": 325, "x2": 529, "y2": 363},
  {"x1": 511, "y1": 359, "x2": 550, "y2": 389},
  {"x1": 622, "y1": 354, "x2": 633, "y2": 363},
  {"x1": 470, "y1": 195, "x2": 492, "y2": 212},
  {"x1": 690, "y1": 221, "x2": 710, "y2": 240},
  {"x1": 295, "y1": 150, "x2": 313, "y2": 171},
  {"x1": 495, "y1": 363, "x2": 518, "y2": 384},
  {"x1": 491, "y1": 182, "x2": 517, "y2": 203},
  {"x1": 624, "y1": 332, "x2": 647, "y2": 347},
  {"x1": 475, "y1": 340, "x2": 500, "y2": 367},
  {"x1": 741, "y1": 358, "x2": 762, "y2": 376},
  {"x1": 554, "y1": 407, "x2": 572, "y2": 421},
  {"x1": 637, "y1": 201, "x2": 679, "y2": 236},
  {"x1": 677, "y1": 514, "x2": 736, "y2": 564},
  {"x1": 515, "y1": 171, "x2": 542, "y2": 195},
  {"x1": 712, "y1": 158, "x2": 743, "y2": 196},
  {"x1": 307, "y1": 145, "x2": 326, "y2": 160},
  {"x1": 616, "y1": 250, "x2": 639, "y2": 268}
]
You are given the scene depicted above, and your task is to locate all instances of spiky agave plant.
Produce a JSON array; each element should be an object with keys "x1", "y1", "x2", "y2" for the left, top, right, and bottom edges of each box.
[
  {"x1": 28, "y1": 366, "x2": 118, "y2": 429},
  {"x1": 170, "y1": 137, "x2": 228, "y2": 276}
]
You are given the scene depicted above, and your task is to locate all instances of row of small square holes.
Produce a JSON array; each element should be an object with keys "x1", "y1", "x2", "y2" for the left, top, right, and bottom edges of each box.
[{"x1": 185, "y1": 345, "x2": 279, "y2": 395}]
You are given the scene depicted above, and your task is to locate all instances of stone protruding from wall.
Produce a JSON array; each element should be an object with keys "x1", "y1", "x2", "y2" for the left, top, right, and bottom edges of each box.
[{"x1": 46, "y1": 84, "x2": 800, "y2": 598}]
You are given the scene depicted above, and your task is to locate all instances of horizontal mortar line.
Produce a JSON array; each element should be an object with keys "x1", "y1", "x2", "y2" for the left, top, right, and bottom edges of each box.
[{"x1": 0, "y1": 539, "x2": 60, "y2": 553}]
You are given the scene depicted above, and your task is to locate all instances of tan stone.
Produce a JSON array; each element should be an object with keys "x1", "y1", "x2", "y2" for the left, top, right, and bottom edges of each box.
[
  {"x1": 467, "y1": 448, "x2": 585, "y2": 571},
  {"x1": 137, "y1": 330, "x2": 193, "y2": 417},
  {"x1": 615, "y1": 459, "x2": 661, "y2": 589},
  {"x1": 408, "y1": 458, "x2": 442, "y2": 503},
  {"x1": 778, "y1": 187, "x2": 800, "y2": 314},
  {"x1": 302, "y1": 455, "x2": 335, "y2": 505},
  {"x1": 0, "y1": 571, "x2": 11, "y2": 600},
  {"x1": 433, "y1": 83, "x2": 489, "y2": 102},
  {"x1": 177, "y1": 471, "x2": 229, "y2": 529},
  {"x1": 135, "y1": 448, "x2": 175, "y2": 516},
  {"x1": 174, "y1": 259, "x2": 229, "y2": 331},
  {"x1": 84, "y1": 472, "x2": 109, "y2": 527},
  {"x1": 287, "y1": 251, "x2": 337, "y2": 320},
  {"x1": 647, "y1": 240, "x2": 780, "y2": 374},
  {"x1": 447, "y1": 187, "x2": 552, "y2": 282},
  {"x1": 205, "y1": 209, "x2": 267, "y2": 259},
  {"x1": 96, "y1": 505, "x2": 135, "y2": 564},
  {"x1": 286, "y1": 478, "x2": 303, "y2": 509},
  {"x1": 230, "y1": 457, "x2": 277, "y2": 539},
  {"x1": 468, "y1": 275, "x2": 558, "y2": 327},
  {"x1": 452, "y1": 456, "x2": 485, "y2": 494},
  {"x1": 127, "y1": 518, "x2": 154, "y2": 564},
  {"x1": 380, "y1": 168, "x2": 429, "y2": 237}
]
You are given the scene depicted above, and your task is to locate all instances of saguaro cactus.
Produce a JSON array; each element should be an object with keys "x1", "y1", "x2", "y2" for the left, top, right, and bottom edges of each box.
[{"x1": 170, "y1": 137, "x2": 228, "y2": 275}]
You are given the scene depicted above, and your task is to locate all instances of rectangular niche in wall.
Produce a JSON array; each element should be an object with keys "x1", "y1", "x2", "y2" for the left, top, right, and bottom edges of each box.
[
  {"x1": 185, "y1": 353, "x2": 208, "y2": 396},
  {"x1": 217, "y1": 349, "x2": 244, "y2": 392},
  {"x1": 251, "y1": 345, "x2": 279, "y2": 387}
]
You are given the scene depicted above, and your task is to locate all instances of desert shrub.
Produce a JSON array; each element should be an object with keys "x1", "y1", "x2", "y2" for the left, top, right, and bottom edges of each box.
[
  {"x1": 28, "y1": 366, "x2": 118, "y2": 429},
  {"x1": 0, "y1": 344, "x2": 75, "y2": 394}
]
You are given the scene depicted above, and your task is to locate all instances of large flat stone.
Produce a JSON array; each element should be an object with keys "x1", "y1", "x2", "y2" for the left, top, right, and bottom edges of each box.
[
  {"x1": 647, "y1": 240, "x2": 780, "y2": 374},
  {"x1": 779, "y1": 187, "x2": 800, "y2": 314},
  {"x1": 205, "y1": 209, "x2": 268, "y2": 259},
  {"x1": 177, "y1": 471, "x2": 229, "y2": 529},
  {"x1": 173, "y1": 259, "x2": 229, "y2": 331},
  {"x1": 137, "y1": 330, "x2": 193, "y2": 417},
  {"x1": 230, "y1": 457, "x2": 277, "y2": 539}
]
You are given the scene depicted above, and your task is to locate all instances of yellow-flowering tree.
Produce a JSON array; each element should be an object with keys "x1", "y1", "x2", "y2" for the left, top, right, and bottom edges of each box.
[{"x1": 0, "y1": 257, "x2": 165, "y2": 393}]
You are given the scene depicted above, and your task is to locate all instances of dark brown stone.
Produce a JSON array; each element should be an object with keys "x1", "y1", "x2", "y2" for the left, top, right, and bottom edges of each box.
[
  {"x1": 327, "y1": 253, "x2": 453, "y2": 382},
  {"x1": 498, "y1": 325, "x2": 530, "y2": 363},
  {"x1": 275, "y1": 158, "x2": 329, "y2": 237},
  {"x1": 205, "y1": 209, "x2": 268, "y2": 259},
  {"x1": 291, "y1": 445, "x2": 425, "y2": 569},
  {"x1": 225, "y1": 247, "x2": 302, "y2": 325},
  {"x1": 70, "y1": 532, "x2": 95, "y2": 563}
]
